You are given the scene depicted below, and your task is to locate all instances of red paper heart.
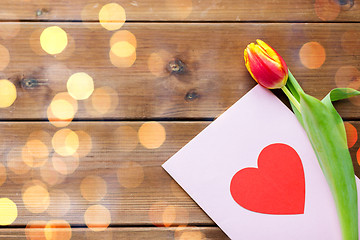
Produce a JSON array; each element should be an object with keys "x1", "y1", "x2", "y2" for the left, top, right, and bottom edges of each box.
[{"x1": 230, "y1": 143, "x2": 305, "y2": 215}]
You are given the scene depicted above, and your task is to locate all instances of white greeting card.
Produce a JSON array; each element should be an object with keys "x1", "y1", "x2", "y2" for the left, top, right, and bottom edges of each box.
[{"x1": 162, "y1": 85, "x2": 360, "y2": 239}]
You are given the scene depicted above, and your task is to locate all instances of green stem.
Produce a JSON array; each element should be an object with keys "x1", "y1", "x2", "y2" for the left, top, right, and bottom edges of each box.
[
  {"x1": 288, "y1": 70, "x2": 304, "y2": 94},
  {"x1": 281, "y1": 85, "x2": 301, "y2": 113}
]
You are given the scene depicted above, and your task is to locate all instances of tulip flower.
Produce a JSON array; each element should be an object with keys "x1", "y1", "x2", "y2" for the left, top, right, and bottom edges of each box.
[
  {"x1": 244, "y1": 39, "x2": 300, "y2": 112},
  {"x1": 244, "y1": 40, "x2": 360, "y2": 240},
  {"x1": 244, "y1": 39, "x2": 288, "y2": 89}
]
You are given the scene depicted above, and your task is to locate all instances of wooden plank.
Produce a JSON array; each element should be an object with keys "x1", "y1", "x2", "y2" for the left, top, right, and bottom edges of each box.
[
  {"x1": 0, "y1": 23, "x2": 360, "y2": 120},
  {"x1": 0, "y1": 0, "x2": 358, "y2": 22},
  {"x1": 0, "y1": 227, "x2": 229, "y2": 239},
  {"x1": 0, "y1": 121, "x2": 360, "y2": 227},
  {"x1": 0, "y1": 121, "x2": 210, "y2": 226}
]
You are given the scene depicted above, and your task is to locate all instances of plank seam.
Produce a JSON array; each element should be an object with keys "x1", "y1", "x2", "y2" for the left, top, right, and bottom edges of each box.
[
  {"x1": 0, "y1": 20, "x2": 358, "y2": 24},
  {"x1": 0, "y1": 118, "x2": 358, "y2": 122},
  {"x1": 0, "y1": 224, "x2": 217, "y2": 229},
  {"x1": 0, "y1": 118, "x2": 215, "y2": 122}
]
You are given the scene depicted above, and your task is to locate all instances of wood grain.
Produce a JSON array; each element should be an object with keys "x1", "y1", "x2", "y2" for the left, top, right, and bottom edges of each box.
[
  {"x1": 1, "y1": 23, "x2": 360, "y2": 120},
  {"x1": 0, "y1": 0, "x2": 357, "y2": 239},
  {"x1": 0, "y1": 0, "x2": 358, "y2": 22},
  {"x1": 0, "y1": 227, "x2": 229, "y2": 239},
  {"x1": 1, "y1": 121, "x2": 360, "y2": 227},
  {"x1": 0, "y1": 121, "x2": 210, "y2": 226}
]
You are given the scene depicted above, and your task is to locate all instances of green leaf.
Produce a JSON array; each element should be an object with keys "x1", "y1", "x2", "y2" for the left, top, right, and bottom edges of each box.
[
  {"x1": 322, "y1": 88, "x2": 360, "y2": 144},
  {"x1": 300, "y1": 91, "x2": 358, "y2": 240},
  {"x1": 323, "y1": 88, "x2": 360, "y2": 103}
]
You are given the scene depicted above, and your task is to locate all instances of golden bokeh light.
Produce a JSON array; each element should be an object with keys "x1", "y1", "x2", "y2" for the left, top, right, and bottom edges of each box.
[
  {"x1": 52, "y1": 153, "x2": 79, "y2": 175},
  {"x1": 25, "y1": 221, "x2": 47, "y2": 240},
  {"x1": 22, "y1": 183, "x2": 50, "y2": 213},
  {"x1": 99, "y1": 3, "x2": 126, "y2": 31},
  {"x1": 40, "y1": 161, "x2": 66, "y2": 186},
  {"x1": 47, "y1": 106, "x2": 73, "y2": 128},
  {"x1": 163, "y1": 206, "x2": 189, "y2": 228},
  {"x1": 109, "y1": 49, "x2": 136, "y2": 68},
  {"x1": 29, "y1": 29, "x2": 47, "y2": 56},
  {"x1": 80, "y1": 175, "x2": 107, "y2": 202},
  {"x1": 345, "y1": 122, "x2": 358, "y2": 148},
  {"x1": 357, "y1": 147, "x2": 360, "y2": 167},
  {"x1": 314, "y1": 0, "x2": 340, "y2": 21},
  {"x1": 0, "y1": 79, "x2": 17, "y2": 108},
  {"x1": 109, "y1": 31, "x2": 137, "y2": 68},
  {"x1": 40, "y1": 26, "x2": 68, "y2": 55},
  {"x1": 84, "y1": 205, "x2": 111, "y2": 231},
  {"x1": 138, "y1": 122, "x2": 166, "y2": 149},
  {"x1": 21, "y1": 146, "x2": 35, "y2": 167},
  {"x1": 50, "y1": 99, "x2": 76, "y2": 120},
  {"x1": 108, "y1": 28, "x2": 137, "y2": 69},
  {"x1": 111, "y1": 41, "x2": 136, "y2": 58},
  {"x1": 149, "y1": 201, "x2": 168, "y2": 227},
  {"x1": 47, "y1": 189, "x2": 71, "y2": 217},
  {"x1": 90, "y1": 86, "x2": 119, "y2": 115},
  {"x1": 0, "y1": 44, "x2": 10, "y2": 71},
  {"x1": 44, "y1": 220, "x2": 72, "y2": 240},
  {"x1": 0, "y1": 163, "x2": 6, "y2": 187},
  {"x1": 75, "y1": 130, "x2": 93, "y2": 157},
  {"x1": 115, "y1": 126, "x2": 138, "y2": 152},
  {"x1": 299, "y1": 42, "x2": 326, "y2": 69},
  {"x1": 53, "y1": 91, "x2": 79, "y2": 109},
  {"x1": 52, "y1": 128, "x2": 79, "y2": 157},
  {"x1": 335, "y1": 65, "x2": 360, "y2": 89},
  {"x1": 0, "y1": 198, "x2": 17, "y2": 225},
  {"x1": 67, "y1": 72, "x2": 94, "y2": 100},
  {"x1": 341, "y1": 31, "x2": 360, "y2": 56},
  {"x1": 117, "y1": 161, "x2": 144, "y2": 188},
  {"x1": 25, "y1": 136, "x2": 49, "y2": 161},
  {"x1": 164, "y1": 0, "x2": 193, "y2": 20},
  {"x1": 48, "y1": 92, "x2": 78, "y2": 127},
  {"x1": 147, "y1": 50, "x2": 172, "y2": 77},
  {"x1": 149, "y1": 203, "x2": 190, "y2": 227},
  {"x1": 23, "y1": 140, "x2": 48, "y2": 167},
  {"x1": 110, "y1": 30, "x2": 137, "y2": 48},
  {"x1": 162, "y1": 205, "x2": 176, "y2": 227},
  {"x1": 176, "y1": 229, "x2": 205, "y2": 240},
  {"x1": 175, "y1": 207, "x2": 189, "y2": 226},
  {"x1": 7, "y1": 147, "x2": 31, "y2": 175},
  {"x1": 173, "y1": 225, "x2": 187, "y2": 238}
]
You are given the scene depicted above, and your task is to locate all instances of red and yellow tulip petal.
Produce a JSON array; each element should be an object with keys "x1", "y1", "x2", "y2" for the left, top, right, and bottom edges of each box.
[
  {"x1": 244, "y1": 39, "x2": 288, "y2": 89},
  {"x1": 256, "y1": 39, "x2": 280, "y2": 62}
]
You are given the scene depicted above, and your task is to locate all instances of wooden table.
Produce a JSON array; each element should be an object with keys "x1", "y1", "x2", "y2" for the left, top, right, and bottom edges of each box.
[{"x1": 0, "y1": 1, "x2": 359, "y2": 239}]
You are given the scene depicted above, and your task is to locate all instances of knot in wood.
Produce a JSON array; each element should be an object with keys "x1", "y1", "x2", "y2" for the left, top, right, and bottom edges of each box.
[
  {"x1": 168, "y1": 59, "x2": 186, "y2": 74},
  {"x1": 337, "y1": 0, "x2": 354, "y2": 8},
  {"x1": 185, "y1": 89, "x2": 200, "y2": 101},
  {"x1": 21, "y1": 78, "x2": 48, "y2": 89},
  {"x1": 36, "y1": 8, "x2": 49, "y2": 17}
]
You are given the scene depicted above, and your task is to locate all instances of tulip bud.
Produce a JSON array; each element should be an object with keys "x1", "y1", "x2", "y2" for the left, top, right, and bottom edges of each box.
[{"x1": 244, "y1": 39, "x2": 288, "y2": 89}]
